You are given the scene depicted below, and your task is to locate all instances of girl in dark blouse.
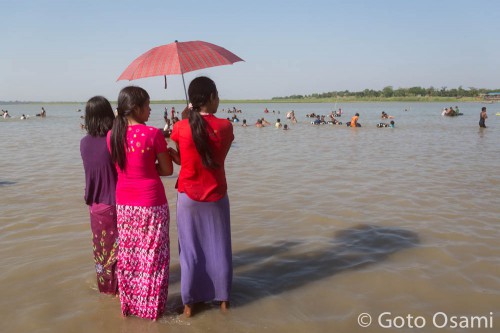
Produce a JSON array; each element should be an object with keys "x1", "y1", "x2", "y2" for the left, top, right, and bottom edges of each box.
[{"x1": 80, "y1": 96, "x2": 119, "y2": 294}]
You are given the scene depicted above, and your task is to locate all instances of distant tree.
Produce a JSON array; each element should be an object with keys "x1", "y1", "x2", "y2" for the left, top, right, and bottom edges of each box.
[
  {"x1": 440, "y1": 86, "x2": 448, "y2": 97},
  {"x1": 408, "y1": 86, "x2": 426, "y2": 96},
  {"x1": 382, "y1": 86, "x2": 394, "y2": 98},
  {"x1": 449, "y1": 88, "x2": 458, "y2": 97},
  {"x1": 394, "y1": 88, "x2": 407, "y2": 97}
]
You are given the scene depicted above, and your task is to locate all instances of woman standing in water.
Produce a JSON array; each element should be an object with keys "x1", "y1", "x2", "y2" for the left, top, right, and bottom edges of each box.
[
  {"x1": 80, "y1": 96, "x2": 118, "y2": 294},
  {"x1": 479, "y1": 107, "x2": 488, "y2": 128},
  {"x1": 108, "y1": 86, "x2": 173, "y2": 320},
  {"x1": 169, "y1": 76, "x2": 234, "y2": 318}
]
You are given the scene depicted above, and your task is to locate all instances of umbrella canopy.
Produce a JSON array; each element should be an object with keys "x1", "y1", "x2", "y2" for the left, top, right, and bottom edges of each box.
[{"x1": 117, "y1": 40, "x2": 244, "y2": 102}]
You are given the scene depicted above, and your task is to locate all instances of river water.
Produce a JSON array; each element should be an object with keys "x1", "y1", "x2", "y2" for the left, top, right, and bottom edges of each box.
[{"x1": 1, "y1": 102, "x2": 499, "y2": 333}]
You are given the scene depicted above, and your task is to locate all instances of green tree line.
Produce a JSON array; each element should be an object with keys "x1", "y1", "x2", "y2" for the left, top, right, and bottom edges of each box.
[{"x1": 272, "y1": 86, "x2": 500, "y2": 100}]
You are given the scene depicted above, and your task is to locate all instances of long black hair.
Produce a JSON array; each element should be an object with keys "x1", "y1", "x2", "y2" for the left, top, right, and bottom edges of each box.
[
  {"x1": 110, "y1": 86, "x2": 149, "y2": 170},
  {"x1": 188, "y1": 76, "x2": 219, "y2": 169},
  {"x1": 85, "y1": 96, "x2": 114, "y2": 137}
]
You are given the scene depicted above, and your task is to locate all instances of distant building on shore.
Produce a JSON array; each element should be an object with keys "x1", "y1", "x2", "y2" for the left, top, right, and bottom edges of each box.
[{"x1": 482, "y1": 92, "x2": 500, "y2": 101}]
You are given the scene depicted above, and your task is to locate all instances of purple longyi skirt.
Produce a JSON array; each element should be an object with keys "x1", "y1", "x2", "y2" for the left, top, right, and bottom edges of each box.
[
  {"x1": 176, "y1": 192, "x2": 232, "y2": 305},
  {"x1": 89, "y1": 203, "x2": 118, "y2": 294}
]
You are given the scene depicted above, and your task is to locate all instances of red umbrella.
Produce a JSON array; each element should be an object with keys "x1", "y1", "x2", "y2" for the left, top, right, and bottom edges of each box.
[{"x1": 117, "y1": 40, "x2": 244, "y2": 103}]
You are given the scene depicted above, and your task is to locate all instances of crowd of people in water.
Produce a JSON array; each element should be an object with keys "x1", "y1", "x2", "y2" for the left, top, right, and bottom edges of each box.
[
  {"x1": 1, "y1": 107, "x2": 46, "y2": 119},
  {"x1": 1, "y1": 103, "x2": 491, "y2": 130},
  {"x1": 207, "y1": 105, "x2": 489, "y2": 129},
  {"x1": 441, "y1": 105, "x2": 463, "y2": 117},
  {"x1": 206, "y1": 107, "x2": 397, "y2": 129},
  {"x1": 438, "y1": 105, "x2": 488, "y2": 127},
  {"x1": 78, "y1": 103, "x2": 492, "y2": 134}
]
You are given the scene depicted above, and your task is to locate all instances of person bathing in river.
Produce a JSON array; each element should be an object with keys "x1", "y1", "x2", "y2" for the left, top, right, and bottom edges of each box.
[
  {"x1": 350, "y1": 113, "x2": 360, "y2": 127},
  {"x1": 479, "y1": 107, "x2": 488, "y2": 128}
]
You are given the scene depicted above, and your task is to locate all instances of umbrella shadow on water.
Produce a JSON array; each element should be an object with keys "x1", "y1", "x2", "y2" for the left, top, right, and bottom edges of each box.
[
  {"x1": 231, "y1": 224, "x2": 420, "y2": 307},
  {"x1": 164, "y1": 224, "x2": 419, "y2": 315}
]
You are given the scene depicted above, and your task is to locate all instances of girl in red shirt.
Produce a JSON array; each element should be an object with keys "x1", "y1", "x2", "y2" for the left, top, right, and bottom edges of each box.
[{"x1": 169, "y1": 76, "x2": 234, "y2": 318}]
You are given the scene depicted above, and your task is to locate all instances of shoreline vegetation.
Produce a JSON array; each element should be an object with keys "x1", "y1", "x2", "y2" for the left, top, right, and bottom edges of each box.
[
  {"x1": 0, "y1": 96, "x2": 494, "y2": 105},
  {"x1": 162, "y1": 96, "x2": 490, "y2": 104},
  {"x1": 2, "y1": 86, "x2": 498, "y2": 105}
]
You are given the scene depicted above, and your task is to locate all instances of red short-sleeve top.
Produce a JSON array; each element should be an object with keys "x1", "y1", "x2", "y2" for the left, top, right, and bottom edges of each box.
[{"x1": 171, "y1": 114, "x2": 233, "y2": 202}]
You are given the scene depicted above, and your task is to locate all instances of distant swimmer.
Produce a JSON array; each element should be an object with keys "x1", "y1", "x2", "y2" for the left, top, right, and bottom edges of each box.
[
  {"x1": 311, "y1": 115, "x2": 323, "y2": 125},
  {"x1": 381, "y1": 111, "x2": 394, "y2": 119},
  {"x1": 442, "y1": 106, "x2": 461, "y2": 117},
  {"x1": 331, "y1": 108, "x2": 342, "y2": 117},
  {"x1": 327, "y1": 118, "x2": 342, "y2": 125},
  {"x1": 163, "y1": 107, "x2": 169, "y2": 122},
  {"x1": 36, "y1": 107, "x2": 46, "y2": 117},
  {"x1": 255, "y1": 119, "x2": 265, "y2": 127},
  {"x1": 347, "y1": 113, "x2": 361, "y2": 127},
  {"x1": 377, "y1": 120, "x2": 395, "y2": 128},
  {"x1": 260, "y1": 118, "x2": 271, "y2": 125}
]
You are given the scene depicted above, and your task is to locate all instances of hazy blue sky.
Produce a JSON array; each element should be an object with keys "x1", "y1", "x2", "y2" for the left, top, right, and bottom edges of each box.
[{"x1": 2, "y1": 0, "x2": 499, "y2": 101}]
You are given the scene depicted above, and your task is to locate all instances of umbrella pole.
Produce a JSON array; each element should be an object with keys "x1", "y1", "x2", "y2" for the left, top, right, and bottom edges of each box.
[{"x1": 181, "y1": 73, "x2": 189, "y2": 105}]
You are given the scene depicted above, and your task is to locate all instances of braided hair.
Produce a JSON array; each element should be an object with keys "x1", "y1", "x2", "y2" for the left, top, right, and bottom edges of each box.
[
  {"x1": 187, "y1": 76, "x2": 219, "y2": 169},
  {"x1": 109, "y1": 86, "x2": 149, "y2": 170}
]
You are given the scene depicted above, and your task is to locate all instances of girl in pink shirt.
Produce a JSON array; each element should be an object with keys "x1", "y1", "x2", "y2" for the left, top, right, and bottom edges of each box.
[{"x1": 108, "y1": 86, "x2": 173, "y2": 320}]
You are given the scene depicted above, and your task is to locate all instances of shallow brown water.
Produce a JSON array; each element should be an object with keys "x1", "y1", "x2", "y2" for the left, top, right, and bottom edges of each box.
[{"x1": 1, "y1": 102, "x2": 499, "y2": 333}]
